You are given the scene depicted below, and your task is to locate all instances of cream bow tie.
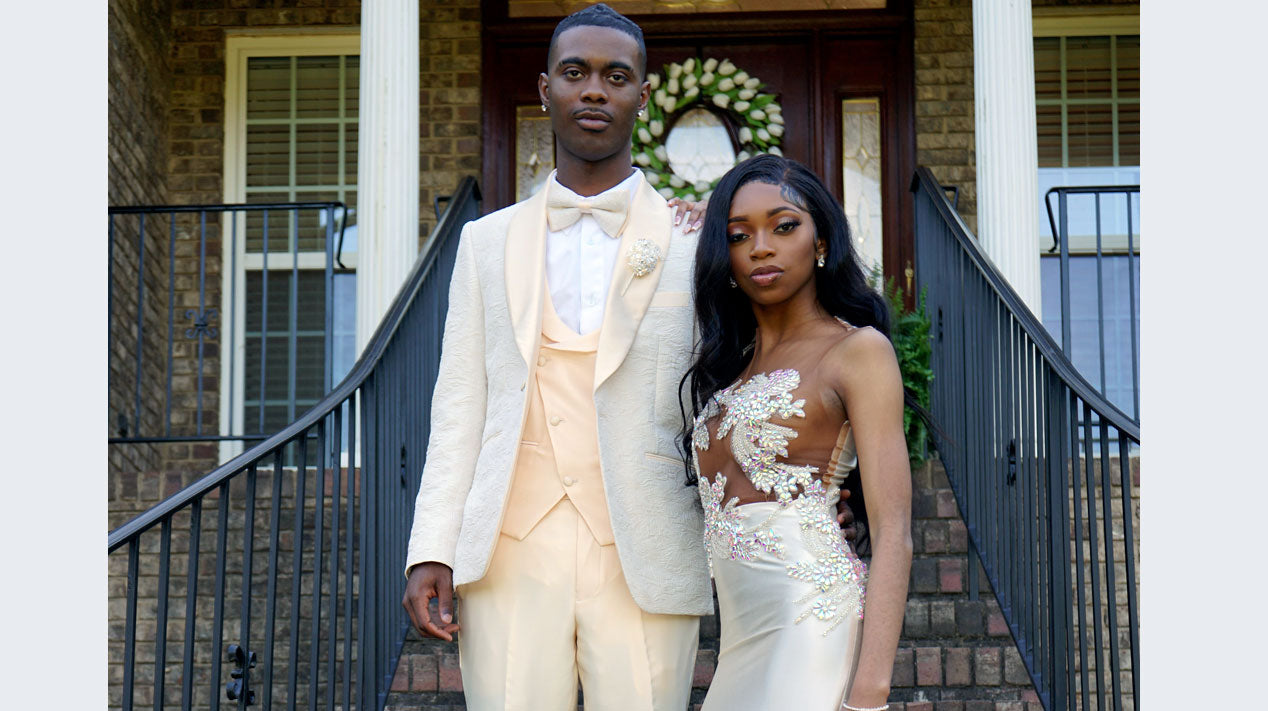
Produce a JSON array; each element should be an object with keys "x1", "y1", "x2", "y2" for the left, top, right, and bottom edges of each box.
[{"x1": 546, "y1": 187, "x2": 630, "y2": 237}]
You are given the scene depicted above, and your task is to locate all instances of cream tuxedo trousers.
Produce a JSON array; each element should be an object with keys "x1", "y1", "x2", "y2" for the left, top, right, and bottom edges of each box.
[{"x1": 457, "y1": 498, "x2": 700, "y2": 711}]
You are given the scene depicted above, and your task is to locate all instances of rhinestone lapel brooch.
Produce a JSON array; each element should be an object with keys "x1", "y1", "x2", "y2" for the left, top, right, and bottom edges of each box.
[{"x1": 627, "y1": 238, "x2": 661, "y2": 278}]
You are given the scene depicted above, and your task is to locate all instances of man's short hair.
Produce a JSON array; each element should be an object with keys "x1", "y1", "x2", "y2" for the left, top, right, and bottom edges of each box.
[{"x1": 548, "y1": 3, "x2": 647, "y2": 77}]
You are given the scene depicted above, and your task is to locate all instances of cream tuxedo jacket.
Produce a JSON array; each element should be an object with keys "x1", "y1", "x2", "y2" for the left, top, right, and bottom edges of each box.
[{"x1": 405, "y1": 174, "x2": 712, "y2": 616}]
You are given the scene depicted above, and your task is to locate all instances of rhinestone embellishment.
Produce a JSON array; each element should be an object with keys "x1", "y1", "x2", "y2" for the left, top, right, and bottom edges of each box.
[
  {"x1": 788, "y1": 478, "x2": 868, "y2": 631},
  {"x1": 712, "y1": 369, "x2": 818, "y2": 504},
  {"x1": 627, "y1": 238, "x2": 661, "y2": 278},
  {"x1": 692, "y1": 368, "x2": 868, "y2": 632},
  {"x1": 697, "y1": 472, "x2": 784, "y2": 575}
]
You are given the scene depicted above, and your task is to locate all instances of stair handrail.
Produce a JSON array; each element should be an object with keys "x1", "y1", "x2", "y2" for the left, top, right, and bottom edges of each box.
[
  {"x1": 912, "y1": 165, "x2": 1139, "y2": 711},
  {"x1": 108, "y1": 178, "x2": 477, "y2": 552},
  {"x1": 912, "y1": 168, "x2": 1139, "y2": 441},
  {"x1": 107, "y1": 177, "x2": 480, "y2": 711}
]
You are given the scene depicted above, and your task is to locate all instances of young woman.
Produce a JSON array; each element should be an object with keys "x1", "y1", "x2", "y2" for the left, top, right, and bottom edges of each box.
[{"x1": 683, "y1": 155, "x2": 913, "y2": 711}]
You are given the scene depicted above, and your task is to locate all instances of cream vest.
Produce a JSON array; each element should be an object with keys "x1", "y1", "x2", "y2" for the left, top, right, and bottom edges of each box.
[{"x1": 501, "y1": 288, "x2": 614, "y2": 544}]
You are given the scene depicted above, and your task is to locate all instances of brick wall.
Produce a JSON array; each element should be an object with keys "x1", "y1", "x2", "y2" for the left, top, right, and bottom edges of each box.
[
  {"x1": 108, "y1": 0, "x2": 485, "y2": 489},
  {"x1": 913, "y1": 0, "x2": 976, "y2": 233},
  {"x1": 109, "y1": 0, "x2": 173, "y2": 490},
  {"x1": 419, "y1": 1, "x2": 482, "y2": 239}
]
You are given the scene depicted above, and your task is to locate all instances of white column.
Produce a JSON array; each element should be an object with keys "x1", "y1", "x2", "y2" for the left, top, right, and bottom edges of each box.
[
  {"x1": 973, "y1": 0, "x2": 1042, "y2": 317},
  {"x1": 356, "y1": 0, "x2": 420, "y2": 353}
]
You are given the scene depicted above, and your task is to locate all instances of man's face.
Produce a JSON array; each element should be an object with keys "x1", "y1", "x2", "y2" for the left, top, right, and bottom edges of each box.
[{"x1": 539, "y1": 25, "x2": 649, "y2": 166}]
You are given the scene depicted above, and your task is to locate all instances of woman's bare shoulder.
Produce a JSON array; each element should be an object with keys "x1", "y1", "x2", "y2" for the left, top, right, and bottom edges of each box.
[{"x1": 822, "y1": 322, "x2": 900, "y2": 388}]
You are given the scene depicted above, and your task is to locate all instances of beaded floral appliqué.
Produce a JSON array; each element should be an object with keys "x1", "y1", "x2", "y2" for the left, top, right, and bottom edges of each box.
[
  {"x1": 713, "y1": 369, "x2": 818, "y2": 504},
  {"x1": 698, "y1": 472, "x2": 785, "y2": 575},
  {"x1": 788, "y1": 478, "x2": 868, "y2": 631},
  {"x1": 692, "y1": 368, "x2": 868, "y2": 632}
]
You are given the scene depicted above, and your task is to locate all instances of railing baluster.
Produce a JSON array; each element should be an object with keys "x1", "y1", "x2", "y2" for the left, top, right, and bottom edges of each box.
[
  {"x1": 196, "y1": 210, "x2": 208, "y2": 435},
  {"x1": 1043, "y1": 369, "x2": 1069, "y2": 710},
  {"x1": 288, "y1": 207, "x2": 299, "y2": 426},
  {"x1": 324, "y1": 206, "x2": 335, "y2": 396},
  {"x1": 261, "y1": 450, "x2": 285, "y2": 708},
  {"x1": 343, "y1": 394, "x2": 357, "y2": 711},
  {"x1": 327, "y1": 406, "x2": 343, "y2": 711},
  {"x1": 154, "y1": 518, "x2": 172, "y2": 711},
  {"x1": 239, "y1": 464, "x2": 258, "y2": 711},
  {"x1": 1118, "y1": 434, "x2": 1139, "y2": 708},
  {"x1": 1058, "y1": 191, "x2": 1071, "y2": 356},
  {"x1": 229, "y1": 212, "x2": 239, "y2": 438},
  {"x1": 1082, "y1": 402, "x2": 1106, "y2": 711},
  {"x1": 288, "y1": 436, "x2": 308, "y2": 706},
  {"x1": 259, "y1": 210, "x2": 270, "y2": 435},
  {"x1": 1126, "y1": 193, "x2": 1139, "y2": 420},
  {"x1": 135, "y1": 212, "x2": 146, "y2": 438},
  {"x1": 358, "y1": 381, "x2": 372, "y2": 711},
  {"x1": 309, "y1": 420, "x2": 326, "y2": 709},
  {"x1": 1099, "y1": 419, "x2": 1122, "y2": 711},
  {"x1": 1070, "y1": 394, "x2": 1090, "y2": 707},
  {"x1": 1094, "y1": 196, "x2": 1107, "y2": 398},
  {"x1": 123, "y1": 539, "x2": 139, "y2": 711},
  {"x1": 181, "y1": 499, "x2": 203, "y2": 711},
  {"x1": 209, "y1": 482, "x2": 230, "y2": 711},
  {"x1": 167, "y1": 213, "x2": 176, "y2": 437}
]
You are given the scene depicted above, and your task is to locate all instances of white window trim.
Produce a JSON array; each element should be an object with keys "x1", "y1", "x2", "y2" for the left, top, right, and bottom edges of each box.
[
  {"x1": 1033, "y1": 10, "x2": 1139, "y2": 38},
  {"x1": 1031, "y1": 12, "x2": 1140, "y2": 255},
  {"x1": 220, "y1": 33, "x2": 360, "y2": 461}
]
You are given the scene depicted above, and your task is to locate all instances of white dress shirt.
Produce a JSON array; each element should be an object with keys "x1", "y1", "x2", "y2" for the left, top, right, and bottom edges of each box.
[{"x1": 545, "y1": 169, "x2": 644, "y2": 335}]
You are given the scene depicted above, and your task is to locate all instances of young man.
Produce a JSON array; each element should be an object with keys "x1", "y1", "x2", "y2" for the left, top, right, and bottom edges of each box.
[{"x1": 402, "y1": 5, "x2": 710, "y2": 709}]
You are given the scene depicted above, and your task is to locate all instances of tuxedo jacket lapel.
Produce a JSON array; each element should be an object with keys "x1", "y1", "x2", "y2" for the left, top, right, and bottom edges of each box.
[
  {"x1": 594, "y1": 175, "x2": 673, "y2": 390},
  {"x1": 504, "y1": 185, "x2": 550, "y2": 367}
]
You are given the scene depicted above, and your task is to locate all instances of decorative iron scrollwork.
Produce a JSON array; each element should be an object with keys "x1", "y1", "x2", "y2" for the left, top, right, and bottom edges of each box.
[
  {"x1": 185, "y1": 308, "x2": 219, "y2": 339},
  {"x1": 225, "y1": 643, "x2": 257, "y2": 705}
]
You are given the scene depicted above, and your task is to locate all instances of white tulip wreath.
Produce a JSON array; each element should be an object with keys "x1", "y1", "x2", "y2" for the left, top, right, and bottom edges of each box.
[{"x1": 631, "y1": 56, "x2": 785, "y2": 202}]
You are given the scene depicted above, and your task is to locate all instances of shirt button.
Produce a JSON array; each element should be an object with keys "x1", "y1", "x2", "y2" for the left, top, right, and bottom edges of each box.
[
  {"x1": 549, "y1": 415, "x2": 562, "y2": 426},
  {"x1": 562, "y1": 476, "x2": 576, "y2": 487},
  {"x1": 537, "y1": 355, "x2": 547, "y2": 367},
  {"x1": 587, "y1": 294, "x2": 598, "y2": 307}
]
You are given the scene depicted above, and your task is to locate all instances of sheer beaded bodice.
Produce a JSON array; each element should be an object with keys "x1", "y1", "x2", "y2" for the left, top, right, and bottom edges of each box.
[
  {"x1": 692, "y1": 368, "x2": 867, "y2": 632},
  {"x1": 692, "y1": 368, "x2": 858, "y2": 503}
]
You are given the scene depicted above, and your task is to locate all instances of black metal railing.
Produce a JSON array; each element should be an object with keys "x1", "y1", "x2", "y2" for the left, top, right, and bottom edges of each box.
[
  {"x1": 1043, "y1": 185, "x2": 1140, "y2": 422},
  {"x1": 107, "y1": 178, "x2": 480, "y2": 710},
  {"x1": 108, "y1": 201, "x2": 351, "y2": 445},
  {"x1": 913, "y1": 168, "x2": 1139, "y2": 711}
]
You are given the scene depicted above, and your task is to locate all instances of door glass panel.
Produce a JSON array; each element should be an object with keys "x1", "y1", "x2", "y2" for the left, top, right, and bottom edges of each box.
[
  {"x1": 841, "y1": 97, "x2": 883, "y2": 275},
  {"x1": 665, "y1": 107, "x2": 738, "y2": 185},
  {"x1": 516, "y1": 105, "x2": 554, "y2": 202}
]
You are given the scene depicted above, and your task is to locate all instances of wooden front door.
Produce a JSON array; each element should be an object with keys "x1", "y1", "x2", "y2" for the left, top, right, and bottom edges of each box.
[{"x1": 480, "y1": 3, "x2": 915, "y2": 287}]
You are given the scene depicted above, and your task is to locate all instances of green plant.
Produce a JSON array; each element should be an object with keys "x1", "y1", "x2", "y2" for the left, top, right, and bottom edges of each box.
[{"x1": 870, "y1": 267, "x2": 934, "y2": 465}]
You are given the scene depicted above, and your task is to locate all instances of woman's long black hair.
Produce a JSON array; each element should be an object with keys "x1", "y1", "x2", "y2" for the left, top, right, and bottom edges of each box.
[{"x1": 679, "y1": 154, "x2": 932, "y2": 551}]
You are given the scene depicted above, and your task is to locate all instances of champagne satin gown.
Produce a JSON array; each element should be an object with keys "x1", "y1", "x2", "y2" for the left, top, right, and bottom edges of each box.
[{"x1": 692, "y1": 368, "x2": 867, "y2": 710}]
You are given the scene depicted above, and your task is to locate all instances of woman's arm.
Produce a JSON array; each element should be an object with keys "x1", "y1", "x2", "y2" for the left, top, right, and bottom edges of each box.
[{"x1": 831, "y1": 329, "x2": 913, "y2": 709}]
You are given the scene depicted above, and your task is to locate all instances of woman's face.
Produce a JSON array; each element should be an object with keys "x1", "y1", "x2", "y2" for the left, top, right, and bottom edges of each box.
[{"x1": 725, "y1": 181, "x2": 823, "y2": 307}]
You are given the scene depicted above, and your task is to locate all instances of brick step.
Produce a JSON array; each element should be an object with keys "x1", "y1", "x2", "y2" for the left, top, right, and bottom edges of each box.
[{"x1": 385, "y1": 459, "x2": 1048, "y2": 711}]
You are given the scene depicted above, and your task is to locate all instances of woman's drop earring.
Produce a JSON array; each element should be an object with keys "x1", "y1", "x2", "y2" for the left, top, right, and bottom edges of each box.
[
  {"x1": 541, "y1": 103, "x2": 548, "y2": 112},
  {"x1": 729, "y1": 277, "x2": 738, "y2": 288},
  {"x1": 816, "y1": 253, "x2": 826, "y2": 268}
]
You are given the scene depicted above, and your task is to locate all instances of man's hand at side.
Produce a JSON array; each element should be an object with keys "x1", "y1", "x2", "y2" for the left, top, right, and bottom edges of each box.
[
  {"x1": 836, "y1": 486, "x2": 863, "y2": 548},
  {"x1": 402, "y1": 562, "x2": 461, "y2": 642}
]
